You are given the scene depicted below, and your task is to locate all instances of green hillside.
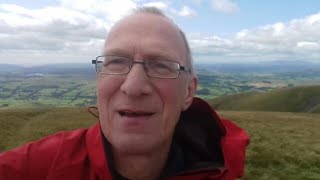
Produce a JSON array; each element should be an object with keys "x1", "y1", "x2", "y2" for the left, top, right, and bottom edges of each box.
[
  {"x1": 0, "y1": 107, "x2": 97, "y2": 151},
  {"x1": 209, "y1": 85, "x2": 320, "y2": 113},
  {"x1": 0, "y1": 108, "x2": 319, "y2": 179}
]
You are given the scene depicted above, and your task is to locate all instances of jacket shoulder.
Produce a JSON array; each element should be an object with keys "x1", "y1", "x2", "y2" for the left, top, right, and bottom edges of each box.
[{"x1": 0, "y1": 127, "x2": 90, "y2": 180}]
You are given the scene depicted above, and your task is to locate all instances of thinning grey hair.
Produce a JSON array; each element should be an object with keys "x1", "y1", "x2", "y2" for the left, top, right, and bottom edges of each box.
[{"x1": 132, "y1": 7, "x2": 195, "y2": 75}]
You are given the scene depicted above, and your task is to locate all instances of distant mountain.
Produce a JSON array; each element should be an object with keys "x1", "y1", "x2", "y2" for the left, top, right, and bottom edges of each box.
[
  {"x1": 196, "y1": 60, "x2": 320, "y2": 74},
  {"x1": 0, "y1": 63, "x2": 96, "y2": 77},
  {"x1": 209, "y1": 85, "x2": 320, "y2": 113},
  {"x1": 25, "y1": 63, "x2": 96, "y2": 76},
  {"x1": 2, "y1": 60, "x2": 320, "y2": 76},
  {"x1": 0, "y1": 64, "x2": 25, "y2": 72}
]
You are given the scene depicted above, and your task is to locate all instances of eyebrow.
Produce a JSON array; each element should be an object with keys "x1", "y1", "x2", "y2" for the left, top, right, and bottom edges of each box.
[{"x1": 143, "y1": 52, "x2": 176, "y2": 61}]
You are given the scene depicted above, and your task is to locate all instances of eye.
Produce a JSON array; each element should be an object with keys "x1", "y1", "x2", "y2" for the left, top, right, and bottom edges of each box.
[
  {"x1": 147, "y1": 60, "x2": 177, "y2": 75},
  {"x1": 102, "y1": 56, "x2": 131, "y2": 73},
  {"x1": 104, "y1": 57, "x2": 127, "y2": 66}
]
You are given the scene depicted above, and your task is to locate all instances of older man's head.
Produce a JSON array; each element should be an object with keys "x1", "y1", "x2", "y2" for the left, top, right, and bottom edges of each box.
[{"x1": 96, "y1": 7, "x2": 198, "y2": 155}]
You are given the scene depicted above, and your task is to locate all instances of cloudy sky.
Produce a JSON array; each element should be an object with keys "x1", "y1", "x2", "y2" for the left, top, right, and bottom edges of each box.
[{"x1": 0, "y1": 0, "x2": 319, "y2": 66}]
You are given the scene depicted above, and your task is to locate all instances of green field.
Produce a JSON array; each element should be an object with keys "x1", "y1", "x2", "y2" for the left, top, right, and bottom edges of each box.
[
  {"x1": 0, "y1": 108, "x2": 319, "y2": 179},
  {"x1": 2, "y1": 64, "x2": 320, "y2": 108}
]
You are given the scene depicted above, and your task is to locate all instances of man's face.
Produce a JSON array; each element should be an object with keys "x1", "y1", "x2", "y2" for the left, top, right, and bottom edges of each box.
[{"x1": 97, "y1": 13, "x2": 197, "y2": 153}]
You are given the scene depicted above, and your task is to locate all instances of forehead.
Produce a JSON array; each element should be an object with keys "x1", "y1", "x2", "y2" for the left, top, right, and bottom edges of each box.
[{"x1": 104, "y1": 13, "x2": 186, "y2": 60}]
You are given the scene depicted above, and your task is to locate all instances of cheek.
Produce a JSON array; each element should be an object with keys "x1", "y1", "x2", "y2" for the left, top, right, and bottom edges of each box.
[
  {"x1": 155, "y1": 80, "x2": 187, "y2": 130},
  {"x1": 96, "y1": 76, "x2": 122, "y2": 103},
  {"x1": 96, "y1": 76, "x2": 125, "y2": 138},
  {"x1": 96, "y1": 76, "x2": 123, "y2": 122},
  {"x1": 97, "y1": 80, "x2": 110, "y2": 107},
  {"x1": 156, "y1": 80, "x2": 187, "y2": 108}
]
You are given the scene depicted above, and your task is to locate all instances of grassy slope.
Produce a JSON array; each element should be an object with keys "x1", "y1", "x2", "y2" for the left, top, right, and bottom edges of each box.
[
  {"x1": 1, "y1": 108, "x2": 320, "y2": 179},
  {"x1": 210, "y1": 85, "x2": 320, "y2": 113},
  {"x1": 0, "y1": 107, "x2": 97, "y2": 151},
  {"x1": 219, "y1": 111, "x2": 320, "y2": 179}
]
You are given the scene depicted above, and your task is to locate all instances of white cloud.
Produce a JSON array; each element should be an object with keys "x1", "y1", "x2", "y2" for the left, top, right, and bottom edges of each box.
[
  {"x1": 60, "y1": 0, "x2": 137, "y2": 22},
  {"x1": 1, "y1": 1, "x2": 320, "y2": 65},
  {"x1": 296, "y1": 41, "x2": 319, "y2": 50},
  {"x1": 0, "y1": 1, "x2": 200, "y2": 66},
  {"x1": 190, "y1": 12, "x2": 320, "y2": 63},
  {"x1": 178, "y1": 6, "x2": 197, "y2": 17},
  {"x1": 143, "y1": 1, "x2": 168, "y2": 10},
  {"x1": 211, "y1": 0, "x2": 239, "y2": 14},
  {"x1": 0, "y1": 3, "x2": 110, "y2": 65}
]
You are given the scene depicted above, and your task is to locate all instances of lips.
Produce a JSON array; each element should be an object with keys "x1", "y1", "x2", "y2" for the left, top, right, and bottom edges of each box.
[{"x1": 119, "y1": 110, "x2": 154, "y2": 117}]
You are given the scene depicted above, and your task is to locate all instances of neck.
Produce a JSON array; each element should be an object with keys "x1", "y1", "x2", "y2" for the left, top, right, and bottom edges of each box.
[{"x1": 112, "y1": 142, "x2": 171, "y2": 180}]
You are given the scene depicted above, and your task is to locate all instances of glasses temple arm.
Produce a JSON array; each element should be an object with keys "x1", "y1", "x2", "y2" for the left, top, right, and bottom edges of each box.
[{"x1": 180, "y1": 66, "x2": 191, "y2": 73}]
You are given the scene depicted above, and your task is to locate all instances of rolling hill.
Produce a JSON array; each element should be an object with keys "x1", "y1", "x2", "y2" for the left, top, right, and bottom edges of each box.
[{"x1": 209, "y1": 85, "x2": 320, "y2": 113}]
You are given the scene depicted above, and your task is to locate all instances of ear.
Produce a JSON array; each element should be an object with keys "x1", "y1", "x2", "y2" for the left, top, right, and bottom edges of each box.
[{"x1": 182, "y1": 76, "x2": 198, "y2": 111}]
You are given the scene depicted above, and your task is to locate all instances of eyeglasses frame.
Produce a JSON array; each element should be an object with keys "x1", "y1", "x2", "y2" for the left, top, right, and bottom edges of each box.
[{"x1": 92, "y1": 55, "x2": 191, "y2": 79}]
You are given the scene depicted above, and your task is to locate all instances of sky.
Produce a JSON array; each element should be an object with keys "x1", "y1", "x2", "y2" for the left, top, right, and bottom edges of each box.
[{"x1": 0, "y1": 0, "x2": 319, "y2": 66}]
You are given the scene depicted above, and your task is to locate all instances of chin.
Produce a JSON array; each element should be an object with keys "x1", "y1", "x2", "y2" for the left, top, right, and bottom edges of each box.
[{"x1": 111, "y1": 133, "x2": 163, "y2": 154}]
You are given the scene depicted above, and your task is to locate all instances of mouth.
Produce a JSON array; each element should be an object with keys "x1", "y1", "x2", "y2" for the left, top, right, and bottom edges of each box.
[
  {"x1": 118, "y1": 110, "x2": 154, "y2": 118},
  {"x1": 117, "y1": 109, "x2": 156, "y2": 130}
]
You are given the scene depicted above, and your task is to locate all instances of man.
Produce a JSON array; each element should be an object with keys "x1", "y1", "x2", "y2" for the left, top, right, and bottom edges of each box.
[{"x1": 0, "y1": 7, "x2": 249, "y2": 180}]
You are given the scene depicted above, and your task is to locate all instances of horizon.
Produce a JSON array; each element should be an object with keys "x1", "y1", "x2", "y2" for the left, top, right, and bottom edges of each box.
[
  {"x1": 0, "y1": 0, "x2": 320, "y2": 65},
  {"x1": 2, "y1": 59, "x2": 320, "y2": 68}
]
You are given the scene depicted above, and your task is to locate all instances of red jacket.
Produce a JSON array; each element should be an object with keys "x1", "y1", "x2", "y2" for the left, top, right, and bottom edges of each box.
[{"x1": 0, "y1": 98, "x2": 249, "y2": 180}]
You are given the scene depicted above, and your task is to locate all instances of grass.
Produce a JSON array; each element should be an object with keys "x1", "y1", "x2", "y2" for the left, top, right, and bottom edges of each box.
[
  {"x1": 0, "y1": 108, "x2": 319, "y2": 179},
  {"x1": 0, "y1": 107, "x2": 97, "y2": 151},
  {"x1": 210, "y1": 85, "x2": 320, "y2": 113},
  {"x1": 219, "y1": 111, "x2": 320, "y2": 180}
]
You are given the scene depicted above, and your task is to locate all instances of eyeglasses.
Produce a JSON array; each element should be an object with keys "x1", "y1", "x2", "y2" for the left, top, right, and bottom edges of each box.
[{"x1": 92, "y1": 55, "x2": 191, "y2": 79}]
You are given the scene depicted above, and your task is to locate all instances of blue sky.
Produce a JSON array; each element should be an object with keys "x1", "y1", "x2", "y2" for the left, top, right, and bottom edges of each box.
[
  {"x1": 179, "y1": 0, "x2": 320, "y2": 34},
  {"x1": 0, "y1": 0, "x2": 319, "y2": 65}
]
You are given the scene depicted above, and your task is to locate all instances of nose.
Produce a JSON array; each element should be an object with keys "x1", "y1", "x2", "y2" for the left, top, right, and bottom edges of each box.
[{"x1": 120, "y1": 62, "x2": 152, "y2": 96}]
